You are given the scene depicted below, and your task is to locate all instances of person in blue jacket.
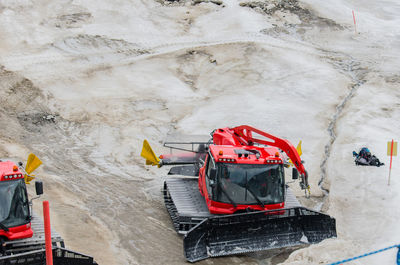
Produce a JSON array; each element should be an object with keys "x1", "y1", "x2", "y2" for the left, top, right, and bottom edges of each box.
[{"x1": 352, "y1": 147, "x2": 384, "y2": 167}]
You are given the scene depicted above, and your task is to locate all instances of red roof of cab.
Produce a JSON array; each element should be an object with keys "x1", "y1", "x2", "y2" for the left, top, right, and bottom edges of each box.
[
  {"x1": 209, "y1": 145, "x2": 282, "y2": 164},
  {"x1": 0, "y1": 161, "x2": 23, "y2": 179}
]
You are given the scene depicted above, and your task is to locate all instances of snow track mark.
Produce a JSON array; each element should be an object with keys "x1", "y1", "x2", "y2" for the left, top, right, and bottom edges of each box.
[{"x1": 318, "y1": 53, "x2": 367, "y2": 196}]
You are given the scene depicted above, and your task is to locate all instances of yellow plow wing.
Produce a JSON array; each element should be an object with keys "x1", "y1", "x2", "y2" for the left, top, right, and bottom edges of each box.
[
  {"x1": 141, "y1": 140, "x2": 160, "y2": 167},
  {"x1": 24, "y1": 153, "x2": 42, "y2": 184}
]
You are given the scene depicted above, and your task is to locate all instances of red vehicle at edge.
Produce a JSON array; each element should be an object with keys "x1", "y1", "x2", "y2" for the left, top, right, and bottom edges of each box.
[{"x1": 0, "y1": 156, "x2": 43, "y2": 241}]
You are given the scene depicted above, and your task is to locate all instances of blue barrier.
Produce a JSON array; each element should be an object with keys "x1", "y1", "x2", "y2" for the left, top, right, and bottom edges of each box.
[{"x1": 328, "y1": 244, "x2": 400, "y2": 265}]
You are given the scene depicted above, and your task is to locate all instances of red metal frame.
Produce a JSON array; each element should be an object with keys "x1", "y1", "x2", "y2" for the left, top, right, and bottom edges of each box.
[{"x1": 217, "y1": 126, "x2": 305, "y2": 174}]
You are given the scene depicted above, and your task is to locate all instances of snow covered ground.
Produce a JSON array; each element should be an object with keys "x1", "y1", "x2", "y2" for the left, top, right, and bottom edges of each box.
[{"x1": 0, "y1": 0, "x2": 399, "y2": 264}]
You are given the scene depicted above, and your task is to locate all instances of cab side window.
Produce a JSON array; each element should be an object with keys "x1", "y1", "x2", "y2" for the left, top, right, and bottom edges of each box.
[
  {"x1": 206, "y1": 154, "x2": 212, "y2": 178},
  {"x1": 205, "y1": 154, "x2": 214, "y2": 199}
]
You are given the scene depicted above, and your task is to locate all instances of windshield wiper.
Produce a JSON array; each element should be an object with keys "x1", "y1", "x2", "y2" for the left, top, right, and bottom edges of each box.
[
  {"x1": 0, "y1": 221, "x2": 9, "y2": 232},
  {"x1": 246, "y1": 187, "x2": 265, "y2": 208},
  {"x1": 245, "y1": 172, "x2": 264, "y2": 208}
]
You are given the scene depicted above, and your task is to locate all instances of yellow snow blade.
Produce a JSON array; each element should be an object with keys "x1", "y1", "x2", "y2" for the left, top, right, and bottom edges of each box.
[
  {"x1": 25, "y1": 153, "x2": 42, "y2": 174},
  {"x1": 296, "y1": 141, "x2": 302, "y2": 157},
  {"x1": 141, "y1": 140, "x2": 160, "y2": 167},
  {"x1": 24, "y1": 153, "x2": 42, "y2": 184},
  {"x1": 289, "y1": 141, "x2": 302, "y2": 166},
  {"x1": 24, "y1": 174, "x2": 35, "y2": 184}
]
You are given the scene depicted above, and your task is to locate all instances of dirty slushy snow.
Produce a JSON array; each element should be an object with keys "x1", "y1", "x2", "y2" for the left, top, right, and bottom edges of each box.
[{"x1": 0, "y1": 0, "x2": 399, "y2": 264}]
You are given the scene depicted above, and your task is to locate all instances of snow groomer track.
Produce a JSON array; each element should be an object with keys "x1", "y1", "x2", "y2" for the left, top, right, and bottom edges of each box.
[
  {"x1": 163, "y1": 177, "x2": 303, "y2": 234},
  {"x1": 4, "y1": 212, "x2": 64, "y2": 254},
  {"x1": 163, "y1": 177, "x2": 337, "y2": 262},
  {"x1": 0, "y1": 213, "x2": 97, "y2": 265}
]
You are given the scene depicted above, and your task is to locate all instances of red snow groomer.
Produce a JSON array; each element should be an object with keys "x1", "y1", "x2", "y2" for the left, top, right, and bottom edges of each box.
[
  {"x1": 0, "y1": 155, "x2": 99, "y2": 264},
  {"x1": 0, "y1": 154, "x2": 43, "y2": 241},
  {"x1": 141, "y1": 125, "x2": 336, "y2": 262}
]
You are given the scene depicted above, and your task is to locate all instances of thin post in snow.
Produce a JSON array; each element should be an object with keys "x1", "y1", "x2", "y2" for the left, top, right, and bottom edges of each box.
[
  {"x1": 387, "y1": 139, "x2": 397, "y2": 186},
  {"x1": 352, "y1": 10, "x2": 357, "y2": 35}
]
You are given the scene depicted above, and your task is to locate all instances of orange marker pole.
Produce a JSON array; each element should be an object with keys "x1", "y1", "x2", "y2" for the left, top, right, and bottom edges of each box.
[
  {"x1": 43, "y1": 201, "x2": 53, "y2": 265},
  {"x1": 388, "y1": 139, "x2": 394, "y2": 185},
  {"x1": 352, "y1": 10, "x2": 357, "y2": 34}
]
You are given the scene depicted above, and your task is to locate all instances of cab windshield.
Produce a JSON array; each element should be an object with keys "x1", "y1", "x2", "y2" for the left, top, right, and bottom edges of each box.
[
  {"x1": 0, "y1": 180, "x2": 30, "y2": 228},
  {"x1": 216, "y1": 163, "x2": 284, "y2": 205}
]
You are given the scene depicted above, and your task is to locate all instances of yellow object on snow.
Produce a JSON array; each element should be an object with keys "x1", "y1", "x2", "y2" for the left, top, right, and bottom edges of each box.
[
  {"x1": 387, "y1": 141, "x2": 398, "y2": 156},
  {"x1": 296, "y1": 140, "x2": 302, "y2": 157},
  {"x1": 141, "y1": 140, "x2": 160, "y2": 167},
  {"x1": 289, "y1": 140, "x2": 303, "y2": 166},
  {"x1": 24, "y1": 153, "x2": 42, "y2": 184}
]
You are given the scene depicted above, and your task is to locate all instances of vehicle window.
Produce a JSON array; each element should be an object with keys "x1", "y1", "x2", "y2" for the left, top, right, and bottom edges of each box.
[
  {"x1": 206, "y1": 153, "x2": 216, "y2": 178},
  {"x1": 205, "y1": 154, "x2": 215, "y2": 198},
  {"x1": 216, "y1": 163, "x2": 284, "y2": 205},
  {"x1": 0, "y1": 180, "x2": 29, "y2": 227}
]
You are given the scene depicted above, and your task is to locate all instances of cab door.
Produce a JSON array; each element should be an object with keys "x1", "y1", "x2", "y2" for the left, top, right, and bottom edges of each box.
[
  {"x1": 201, "y1": 153, "x2": 215, "y2": 200},
  {"x1": 198, "y1": 154, "x2": 207, "y2": 196}
]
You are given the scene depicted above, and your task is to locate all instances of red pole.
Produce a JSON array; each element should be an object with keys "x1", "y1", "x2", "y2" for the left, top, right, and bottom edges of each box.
[
  {"x1": 389, "y1": 139, "x2": 394, "y2": 185},
  {"x1": 352, "y1": 10, "x2": 357, "y2": 34},
  {"x1": 43, "y1": 201, "x2": 53, "y2": 265}
]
